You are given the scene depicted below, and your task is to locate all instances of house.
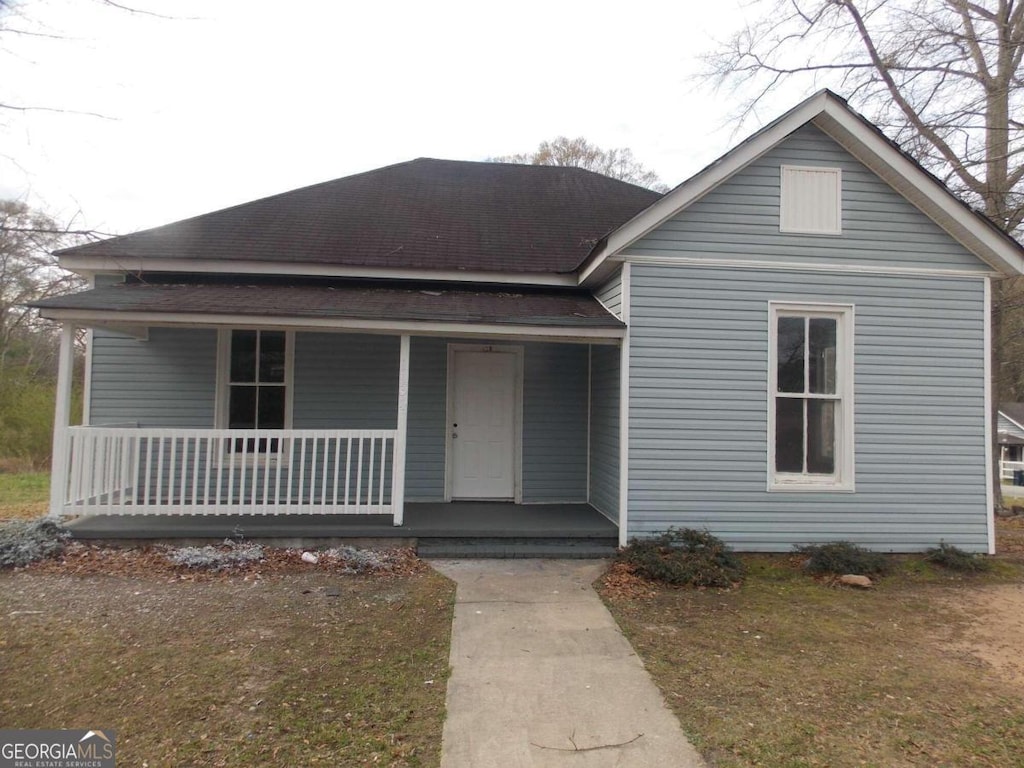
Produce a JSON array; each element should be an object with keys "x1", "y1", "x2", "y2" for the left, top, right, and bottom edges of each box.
[
  {"x1": 33, "y1": 90, "x2": 1024, "y2": 554},
  {"x1": 998, "y1": 403, "x2": 1024, "y2": 483}
]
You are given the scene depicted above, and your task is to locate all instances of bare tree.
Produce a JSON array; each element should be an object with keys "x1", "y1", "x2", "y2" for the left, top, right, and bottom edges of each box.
[
  {"x1": 0, "y1": 200, "x2": 85, "y2": 377},
  {"x1": 706, "y1": 0, "x2": 1023, "y2": 234},
  {"x1": 706, "y1": 1, "x2": 1024, "y2": 509},
  {"x1": 491, "y1": 136, "x2": 670, "y2": 192}
]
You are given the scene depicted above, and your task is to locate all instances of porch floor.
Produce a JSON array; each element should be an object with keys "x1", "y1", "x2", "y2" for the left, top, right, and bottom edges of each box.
[{"x1": 64, "y1": 502, "x2": 617, "y2": 541}]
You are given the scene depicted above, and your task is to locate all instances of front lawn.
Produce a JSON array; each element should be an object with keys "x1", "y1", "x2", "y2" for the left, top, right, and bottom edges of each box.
[
  {"x1": 0, "y1": 471, "x2": 49, "y2": 520},
  {"x1": 0, "y1": 568, "x2": 454, "y2": 767},
  {"x1": 601, "y1": 554, "x2": 1024, "y2": 768}
]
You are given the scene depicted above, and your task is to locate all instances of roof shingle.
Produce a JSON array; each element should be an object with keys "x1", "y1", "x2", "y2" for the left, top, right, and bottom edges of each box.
[
  {"x1": 31, "y1": 279, "x2": 625, "y2": 329},
  {"x1": 58, "y1": 159, "x2": 662, "y2": 274}
]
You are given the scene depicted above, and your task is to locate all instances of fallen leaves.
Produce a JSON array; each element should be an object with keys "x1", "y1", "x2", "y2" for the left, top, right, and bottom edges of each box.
[{"x1": 598, "y1": 561, "x2": 658, "y2": 600}]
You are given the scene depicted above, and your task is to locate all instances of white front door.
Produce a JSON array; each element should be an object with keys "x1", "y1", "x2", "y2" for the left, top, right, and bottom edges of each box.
[{"x1": 450, "y1": 349, "x2": 518, "y2": 500}]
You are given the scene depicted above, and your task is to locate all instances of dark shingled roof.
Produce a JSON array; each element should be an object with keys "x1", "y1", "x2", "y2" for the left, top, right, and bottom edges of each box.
[
  {"x1": 57, "y1": 159, "x2": 663, "y2": 274},
  {"x1": 30, "y1": 279, "x2": 625, "y2": 329}
]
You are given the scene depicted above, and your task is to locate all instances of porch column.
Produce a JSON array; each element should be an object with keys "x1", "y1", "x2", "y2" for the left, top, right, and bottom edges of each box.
[
  {"x1": 392, "y1": 334, "x2": 410, "y2": 525},
  {"x1": 48, "y1": 323, "x2": 75, "y2": 519}
]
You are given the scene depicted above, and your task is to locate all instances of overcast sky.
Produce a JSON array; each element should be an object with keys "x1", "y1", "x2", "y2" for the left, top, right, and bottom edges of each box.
[{"x1": 1, "y1": 0, "x2": 806, "y2": 236}]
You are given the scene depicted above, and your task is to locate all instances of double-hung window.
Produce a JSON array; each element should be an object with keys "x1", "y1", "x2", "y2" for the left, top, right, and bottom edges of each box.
[
  {"x1": 218, "y1": 329, "x2": 293, "y2": 453},
  {"x1": 769, "y1": 303, "x2": 854, "y2": 490}
]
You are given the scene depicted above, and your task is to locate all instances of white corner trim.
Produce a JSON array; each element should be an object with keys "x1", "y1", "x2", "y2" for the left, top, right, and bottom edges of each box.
[
  {"x1": 392, "y1": 334, "x2": 410, "y2": 526},
  {"x1": 82, "y1": 328, "x2": 93, "y2": 425},
  {"x1": 48, "y1": 324, "x2": 76, "y2": 518},
  {"x1": 984, "y1": 277, "x2": 995, "y2": 555},
  {"x1": 617, "y1": 262, "x2": 631, "y2": 547},
  {"x1": 81, "y1": 274, "x2": 94, "y2": 426},
  {"x1": 586, "y1": 344, "x2": 592, "y2": 503},
  {"x1": 620, "y1": 253, "x2": 997, "y2": 280}
]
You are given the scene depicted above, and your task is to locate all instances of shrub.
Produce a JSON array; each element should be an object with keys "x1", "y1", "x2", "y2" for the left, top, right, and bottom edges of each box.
[
  {"x1": 165, "y1": 540, "x2": 265, "y2": 570},
  {"x1": 619, "y1": 528, "x2": 745, "y2": 588},
  {"x1": 924, "y1": 543, "x2": 991, "y2": 573},
  {"x1": 796, "y1": 541, "x2": 890, "y2": 576},
  {"x1": 0, "y1": 519, "x2": 69, "y2": 568},
  {"x1": 326, "y1": 546, "x2": 396, "y2": 574}
]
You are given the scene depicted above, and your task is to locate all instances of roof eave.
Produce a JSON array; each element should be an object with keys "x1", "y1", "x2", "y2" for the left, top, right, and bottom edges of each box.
[
  {"x1": 35, "y1": 306, "x2": 626, "y2": 344},
  {"x1": 55, "y1": 255, "x2": 582, "y2": 288}
]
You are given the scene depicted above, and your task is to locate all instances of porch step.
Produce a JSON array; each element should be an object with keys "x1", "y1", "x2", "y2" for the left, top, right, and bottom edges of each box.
[{"x1": 416, "y1": 536, "x2": 618, "y2": 559}]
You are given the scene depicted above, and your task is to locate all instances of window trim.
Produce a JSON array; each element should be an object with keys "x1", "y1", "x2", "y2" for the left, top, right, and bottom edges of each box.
[
  {"x1": 779, "y1": 165, "x2": 843, "y2": 235},
  {"x1": 767, "y1": 301, "x2": 855, "y2": 492},
  {"x1": 215, "y1": 328, "x2": 296, "y2": 432}
]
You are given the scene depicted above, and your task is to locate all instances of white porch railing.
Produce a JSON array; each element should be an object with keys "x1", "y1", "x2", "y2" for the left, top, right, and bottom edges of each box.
[
  {"x1": 57, "y1": 427, "x2": 398, "y2": 517},
  {"x1": 1000, "y1": 459, "x2": 1024, "y2": 483}
]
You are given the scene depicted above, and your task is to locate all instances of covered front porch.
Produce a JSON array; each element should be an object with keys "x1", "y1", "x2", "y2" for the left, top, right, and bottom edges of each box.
[{"x1": 39, "y1": 278, "x2": 627, "y2": 545}]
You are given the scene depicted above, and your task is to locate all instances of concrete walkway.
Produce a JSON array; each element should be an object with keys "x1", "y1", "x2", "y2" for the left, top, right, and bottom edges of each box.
[{"x1": 431, "y1": 559, "x2": 706, "y2": 768}]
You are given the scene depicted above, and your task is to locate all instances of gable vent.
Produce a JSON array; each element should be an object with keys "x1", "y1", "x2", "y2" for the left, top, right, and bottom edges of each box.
[{"x1": 780, "y1": 165, "x2": 842, "y2": 235}]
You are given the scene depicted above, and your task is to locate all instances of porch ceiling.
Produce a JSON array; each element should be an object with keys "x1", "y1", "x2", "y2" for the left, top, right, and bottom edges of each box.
[{"x1": 31, "y1": 279, "x2": 625, "y2": 338}]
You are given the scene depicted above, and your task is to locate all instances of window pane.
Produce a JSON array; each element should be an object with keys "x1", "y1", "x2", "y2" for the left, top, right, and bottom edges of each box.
[
  {"x1": 809, "y1": 318, "x2": 837, "y2": 395},
  {"x1": 807, "y1": 400, "x2": 836, "y2": 474},
  {"x1": 775, "y1": 398, "x2": 803, "y2": 473},
  {"x1": 259, "y1": 331, "x2": 286, "y2": 383},
  {"x1": 777, "y1": 317, "x2": 805, "y2": 393},
  {"x1": 230, "y1": 330, "x2": 257, "y2": 382},
  {"x1": 257, "y1": 386, "x2": 285, "y2": 429},
  {"x1": 228, "y1": 385, "x2": 257, "y2": 429}
]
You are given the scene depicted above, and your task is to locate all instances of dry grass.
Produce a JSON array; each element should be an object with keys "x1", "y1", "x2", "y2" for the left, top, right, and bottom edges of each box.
[
  {"x1": 996, "y1": 515, "x2": 1024, "y2": 556},
  {"x1": 0, "y1": 471, "x2": 49, "y2": 520},
  {"x1": 600, "y1": 555, "x2": 1024, "y2": 768},
  {"x1": 0, "y1": 569, "x2": 454, "y2": 767}
]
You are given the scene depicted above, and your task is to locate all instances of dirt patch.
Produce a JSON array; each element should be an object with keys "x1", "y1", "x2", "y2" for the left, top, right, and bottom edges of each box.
[{"x1": 942, "y1": 583, "x2": 1024, "y2": 688}]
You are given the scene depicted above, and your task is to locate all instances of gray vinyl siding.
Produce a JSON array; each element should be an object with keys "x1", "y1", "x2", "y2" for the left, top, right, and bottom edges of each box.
[
  {"x1": 522, "y1": 343, "x2": 589, "y2": 502},
  {"x1": 293, "y1": 334, "x2": 398, "y2": 428},
  {"x1": 406, "y1": 338, "x2": 448, "y2": 501},
  {"x1": 588, "y1": 344, "x2": 619, "y2": 520},
  {"x1": 628, "y1": 263, "x2": 988, "y2": 552},
  {"x1": 627, "y1": 125, "x2": 989, "y2": 273},
  {"x1": 90, "y1": 327, "x2": 217, "y2": 427},
  {"x1": 595, "y1": 268, "x2": 623, "y2": 318}
]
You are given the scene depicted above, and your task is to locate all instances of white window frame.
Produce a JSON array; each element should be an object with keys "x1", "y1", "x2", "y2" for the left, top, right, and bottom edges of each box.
[
  {"x1": 779, "y1": 165, "x2": 843, "y2": 235},
  {"x1": 768, "y1": 302, "x2": 855, "y2": 492},
  {"x1": 215, "y1": 328, "x2": 296, "y2": 442}
]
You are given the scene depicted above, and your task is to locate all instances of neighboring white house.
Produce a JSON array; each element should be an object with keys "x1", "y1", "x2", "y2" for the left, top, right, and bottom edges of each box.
[{"x1": 998, "y1": 403, "x2": 1024, "y2": 484}]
